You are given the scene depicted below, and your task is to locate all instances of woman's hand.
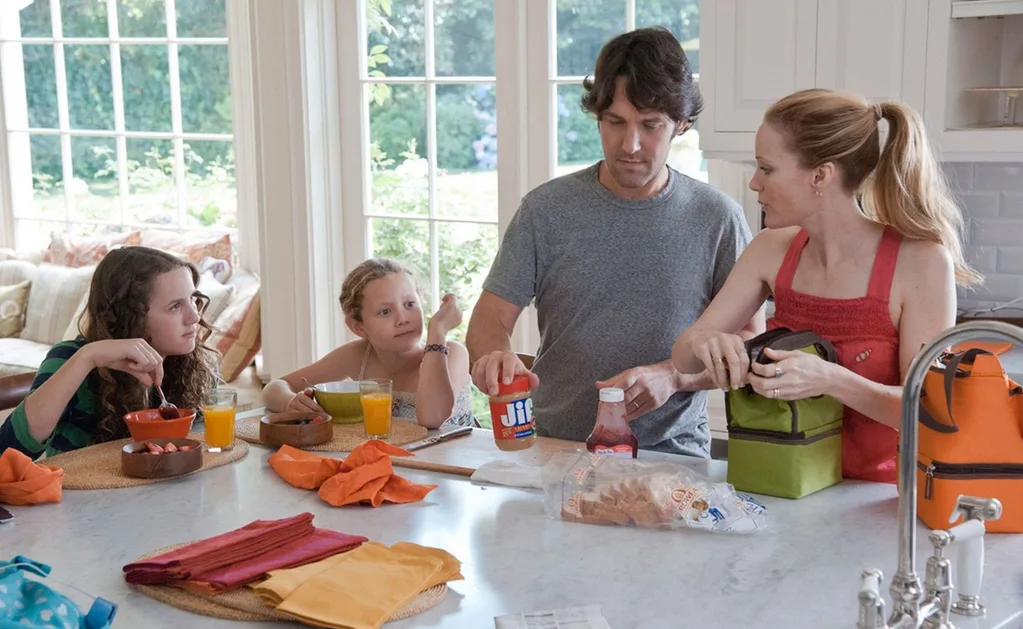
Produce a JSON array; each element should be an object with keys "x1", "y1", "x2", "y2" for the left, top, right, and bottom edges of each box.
[
  {"x1": 83, "y1": 338, "x2": 164, "y2": 387},
  {"x1": 747, "y1": 347, "x2": 835, "y2": 400},
  {"x1": 427, "y1": 294, "x2": 463, "y2": 339},
  {"x1": 690, "y1": 330, "x2": 749, "y2": 391},
  {"x1": 287, "y1": 387, "x2": 324, "y2": 413}
]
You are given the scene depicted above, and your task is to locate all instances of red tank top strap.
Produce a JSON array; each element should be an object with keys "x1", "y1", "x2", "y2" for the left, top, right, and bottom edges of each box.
[
  {"x1": 865, "y1": 226, "x2": 903, "y2": 301},
  {"x1": 774, "y1": 229, "x2": 809, "y2": 291}
]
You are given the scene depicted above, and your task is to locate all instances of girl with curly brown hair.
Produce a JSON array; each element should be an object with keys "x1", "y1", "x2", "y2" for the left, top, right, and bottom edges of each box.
[{"x1": 1, "y1": 246, "x2": 217, "y2": 459}]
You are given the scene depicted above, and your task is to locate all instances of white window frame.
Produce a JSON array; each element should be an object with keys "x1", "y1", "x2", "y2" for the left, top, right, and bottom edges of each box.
[
  {"x1": 0, "y1": 0, "x2": 259, "y2": 273},
  {"x1": 331, "y1": 0, "x2": 711, "y2": 358}
]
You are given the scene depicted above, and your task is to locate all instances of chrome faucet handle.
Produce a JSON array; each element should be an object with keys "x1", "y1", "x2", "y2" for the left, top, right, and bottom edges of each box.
[
  {"x1": 948, "y1": 497, "x2": 1001, "y2": 618},
  {"x1": 858, "y1": 569, "x2": 886, "y2": 629},
  {"x1": 924, "y1": 530, "x2": 954, "y2": 627},
  {"x1": 950, "y1": 495, "x2": 1002, "y2": 524}
]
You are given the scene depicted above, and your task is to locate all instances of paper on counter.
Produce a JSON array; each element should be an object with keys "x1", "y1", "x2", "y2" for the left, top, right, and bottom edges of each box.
[
  {"x1": 494, "y1": 604, "x2": 611, "y2": 629},
  {"x1": 470, "y1": 459, "x2": 543, "y2": 489}
]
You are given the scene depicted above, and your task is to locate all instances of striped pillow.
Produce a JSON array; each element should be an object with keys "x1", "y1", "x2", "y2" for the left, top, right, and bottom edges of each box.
[
  {"x1": 20, "y1": 264, "x2": 94, "y2": 345},
  {"x1": 208, "y1": 269, "x2": 261, "y2": 382}
]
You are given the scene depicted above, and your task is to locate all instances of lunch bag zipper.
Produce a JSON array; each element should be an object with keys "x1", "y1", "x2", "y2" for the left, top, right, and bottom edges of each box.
[
  {"x1": 728, "y1": 425, "x2": 841, "y2": 446},
  {"x1": 918, "y1": 460, "x2": 1023, "y2": 500}
]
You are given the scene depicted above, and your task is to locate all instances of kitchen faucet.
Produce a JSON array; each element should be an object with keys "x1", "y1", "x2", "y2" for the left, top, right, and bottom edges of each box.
[{"x1": 857, "y1": 320, "x2": 1019, "y2": 629}]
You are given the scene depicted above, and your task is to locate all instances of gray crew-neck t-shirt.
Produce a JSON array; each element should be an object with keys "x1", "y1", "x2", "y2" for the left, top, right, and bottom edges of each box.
[{"x1": 481, "y1": 163, "x2": 752, "y2": 457}]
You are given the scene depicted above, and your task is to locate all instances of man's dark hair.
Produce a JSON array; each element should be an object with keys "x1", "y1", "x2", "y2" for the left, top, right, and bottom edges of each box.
[{"x1": 581, "y1": 27, "x2": 703, "y2": 124}]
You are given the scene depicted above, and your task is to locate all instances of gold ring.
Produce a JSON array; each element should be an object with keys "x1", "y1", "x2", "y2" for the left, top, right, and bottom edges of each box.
[{"x1": 773, "y1": 388, "x2": 780, "y2": 399}]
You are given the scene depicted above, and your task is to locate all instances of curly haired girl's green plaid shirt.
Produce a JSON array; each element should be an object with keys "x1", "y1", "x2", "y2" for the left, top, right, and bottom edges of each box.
[{"x1": 0, "y1": 337, "x2": 101, "y2": 460}]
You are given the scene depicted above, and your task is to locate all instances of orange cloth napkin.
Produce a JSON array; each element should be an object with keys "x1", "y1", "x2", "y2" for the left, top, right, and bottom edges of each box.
[
  {"x1": 268, "y1": 441, "x2": 437, "y2": 507},
  {"x1": 0, "y1": 448, "x2": 63, "y2": 506}
]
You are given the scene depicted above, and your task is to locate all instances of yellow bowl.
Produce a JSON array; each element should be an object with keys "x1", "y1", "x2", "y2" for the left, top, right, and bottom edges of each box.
[{"x1": 313, "y1": 381, "x2": 364, "y2": 424}]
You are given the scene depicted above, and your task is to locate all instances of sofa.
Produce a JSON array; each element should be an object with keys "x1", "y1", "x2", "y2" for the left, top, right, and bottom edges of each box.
[{"x1": 0, "y1": 229, "x2": 266, "y2": 418}]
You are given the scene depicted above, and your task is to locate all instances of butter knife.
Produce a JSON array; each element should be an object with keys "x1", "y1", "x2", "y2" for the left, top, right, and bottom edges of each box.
[{"x1": 404, "y1": 425, "x2": 473, "y2": 451}]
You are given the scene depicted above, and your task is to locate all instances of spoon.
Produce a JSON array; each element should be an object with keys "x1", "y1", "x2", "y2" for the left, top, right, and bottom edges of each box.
[{"x1": 155, "y1": 385, "x2": 179, "y2": 419}]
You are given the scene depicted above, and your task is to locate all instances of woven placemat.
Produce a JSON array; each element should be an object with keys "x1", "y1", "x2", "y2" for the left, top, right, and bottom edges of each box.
[
  {"x1": 43, "y1": 432, "x2": 248, "y2": 490},
  {"x1": 235, "y1": 416, "x2": 428, "y2": 452},
  {"x1": 130, "y1": 543, "x2": 447, "y2": 623}
]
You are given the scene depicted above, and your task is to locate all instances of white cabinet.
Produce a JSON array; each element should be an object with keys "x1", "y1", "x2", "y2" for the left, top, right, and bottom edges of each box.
[
  {"x1": 815, "y1": 0, "x2": 929, "y2": 110},
  {"x1": 924, "y1": 0, "x2": 1023, "y2": 161},
  {"x1": 705, "y1": 0, "x2": 817, "y2": 134},
  {"x1": 700, "y1": 0, "x2": 929, "y2": 161}
]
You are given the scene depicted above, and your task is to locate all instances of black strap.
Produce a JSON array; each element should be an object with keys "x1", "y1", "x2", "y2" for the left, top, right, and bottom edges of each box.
[{"x1": 918, "y1": 348, "x2": 994, "y2": 434}]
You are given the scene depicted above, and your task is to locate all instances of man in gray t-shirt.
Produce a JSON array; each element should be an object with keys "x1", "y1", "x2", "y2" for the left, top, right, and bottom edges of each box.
[{"x1": 466, "y1": 28, "x2": 763, "y2": 457}]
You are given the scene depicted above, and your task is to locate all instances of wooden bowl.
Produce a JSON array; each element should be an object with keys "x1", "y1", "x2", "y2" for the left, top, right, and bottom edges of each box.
[
  {"x1": 121, "y1": 438, "x2": 203, "y2": 479},
  {"x1": 123, "y1": 409, "x2": 197, "y2": 441},
  {"x1": 259, "y1": 412, "x2": 334, "y2": 448}
]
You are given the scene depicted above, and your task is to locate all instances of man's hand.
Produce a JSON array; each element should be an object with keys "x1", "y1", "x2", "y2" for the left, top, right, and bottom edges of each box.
[
  {"x1": 595, "y1": 361, "x2": 681, "y2": 422},
  {"x1": 471, "y1": 350, "x2": 540, "y2": 396}
]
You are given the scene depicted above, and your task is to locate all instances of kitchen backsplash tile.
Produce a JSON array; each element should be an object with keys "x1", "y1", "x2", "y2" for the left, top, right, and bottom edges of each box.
[{"x1": 948, "y1": 163, "x2": 1023, "y2": 311}]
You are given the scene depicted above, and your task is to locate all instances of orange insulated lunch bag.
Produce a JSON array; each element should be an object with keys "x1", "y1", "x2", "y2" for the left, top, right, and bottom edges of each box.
[{"x1": 915, "y1": 348, "x2": 1023, "y2": 533}]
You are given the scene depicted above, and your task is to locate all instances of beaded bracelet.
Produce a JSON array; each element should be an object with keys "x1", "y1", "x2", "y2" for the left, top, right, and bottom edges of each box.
[{"x1": 424, "y1": 343, "x2": 449, "y2": 355}]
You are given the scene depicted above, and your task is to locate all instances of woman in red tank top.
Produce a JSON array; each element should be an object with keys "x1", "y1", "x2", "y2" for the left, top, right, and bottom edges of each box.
[{"x1": 671, "y1": 89, "x2": 982, "y2": 483}]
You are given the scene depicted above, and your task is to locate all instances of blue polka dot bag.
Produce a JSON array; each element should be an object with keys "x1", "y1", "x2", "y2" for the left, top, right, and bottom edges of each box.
[{"x1": 0, "y1": 556, "x2": 116, "y2": 629}]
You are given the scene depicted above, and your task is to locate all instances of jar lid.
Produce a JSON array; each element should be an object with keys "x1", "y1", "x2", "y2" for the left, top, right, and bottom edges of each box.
[
  {"x1": 498, "y1": 374, "x2": 532, "y2": 395},
  {"x1": 599, "y1": 387, "x2": 624, "y2": 403}
]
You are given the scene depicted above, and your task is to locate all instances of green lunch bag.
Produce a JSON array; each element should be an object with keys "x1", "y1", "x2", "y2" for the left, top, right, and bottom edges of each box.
[{"x1": 725, "y1": 327, "x2": 845, "y2": 499}]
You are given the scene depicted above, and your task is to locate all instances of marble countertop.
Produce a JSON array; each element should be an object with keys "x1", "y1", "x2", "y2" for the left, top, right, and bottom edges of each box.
[{"x1": 3, "y1": 428, "x2": 1022, "y2": 629}]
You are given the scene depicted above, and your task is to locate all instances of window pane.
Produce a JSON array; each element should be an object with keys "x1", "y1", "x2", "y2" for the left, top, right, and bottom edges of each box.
[
  {"x1": 184, "y1": 140, "x2": 236, "y2": 230},
  {"x1": 66, "y1": 45, "x2": 114, "y2": 130},
  {"x1": 15, "y1": 220, "x2": 60, "y2": 252},
  {"x1": 369, "y1": 217, "x2": 432, "y2": 309},
  {"x1": 121, "y1": 45, "x2": 171, "y2": 132},
  {"x1": 434, "y1": 0, "x2": 494, "y2": 77},
  {"x1": 14, "y1": 133, "x2": 65, "y2": 221},
  {"x1": 635, "y1": 0, "x2": 700, "y2": 74},
  {"x1": 70, "y1": 136, "x2": 118, "y2": 222},
  {"x1": 556, "y1": 0, "x2": 624, "y2": 77},
  {"x1": 61, "y1": 0, "x2": 109, "y2": 38},
  {"x1": 176, "y1": 0, "x2": 226, "y2": 38},
  {"x1": 438, "y1": 221, "x2": 497, "y2": 342},
  {"x1": 125, "y1": 138, "x2": 175, "y2": 226},
  {"x1": 23, "y1": 45, "x2": 59, "y2": 129},
  {"x1": 369, "y1": 83, "x2": 427, "y2": 217},
  {"x1": 118, "y1": 0, "x2": 168, "y2": 38},
  {"x1": 366, "y1": 0, "x2": 425, "y2": 78},
  {"x1": 179, "y1": 44, "x2": 232, "y2": 134},
  {"x1": 436, "y1": 84, "x2": 496, "y2": 221},
  {"x1": 666, "y1": 118, "x2": 706, "y2": 182},
  {"x1": 19, "y1": 1, "x2": 53, "y2": 38},
  {"x1": 556, "y1": 83, "x2": 602, "y2": 175}
]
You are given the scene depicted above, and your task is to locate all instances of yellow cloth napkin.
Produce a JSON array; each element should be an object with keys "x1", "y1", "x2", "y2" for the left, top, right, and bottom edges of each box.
[{"x1": 252, "y1": 541, "x2": 462, "y2": 629}]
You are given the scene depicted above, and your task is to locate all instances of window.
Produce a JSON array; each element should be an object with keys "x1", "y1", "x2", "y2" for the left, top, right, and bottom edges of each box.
[
  {"x1": 337, "y1": 0, "x2": 702, "y2": 425},
  {"x1": 0, "y1": 0, "x2": 237, "y2": 252},
  {"x1": 554, "y1": 0, "x2": 703, "y2": 180},
  {"x1": 362, "y1": 0, "x2": 499, "y2": 330}
]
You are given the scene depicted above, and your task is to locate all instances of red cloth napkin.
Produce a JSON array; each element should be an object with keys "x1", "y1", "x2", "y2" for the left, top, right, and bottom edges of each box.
[
  {"x1": 123, "y1": 512, "x2": 366, "y2": 590},
  {"x1": 269, "y1": 441, "x2": 438, "y2": 507},
  {"x1": 181, "y1": 527, "x2": 368, "y2": 594},
  {"x1": 0, "y1": 448, "x2": 63, "y2": 506}
]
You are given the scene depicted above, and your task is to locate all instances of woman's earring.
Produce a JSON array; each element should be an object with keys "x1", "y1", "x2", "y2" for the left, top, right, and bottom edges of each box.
[{"x1": 814, "y1": 187, "x2": 822, "y2": 198}]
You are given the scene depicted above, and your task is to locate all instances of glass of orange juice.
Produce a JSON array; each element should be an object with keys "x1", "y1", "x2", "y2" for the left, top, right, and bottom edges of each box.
[
  {"x1": 359, "y1": 379, "x2": 392, "y2": 440},
  {"x1": 203, "y1": 389, "x2": 237, "y2": 452}
]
